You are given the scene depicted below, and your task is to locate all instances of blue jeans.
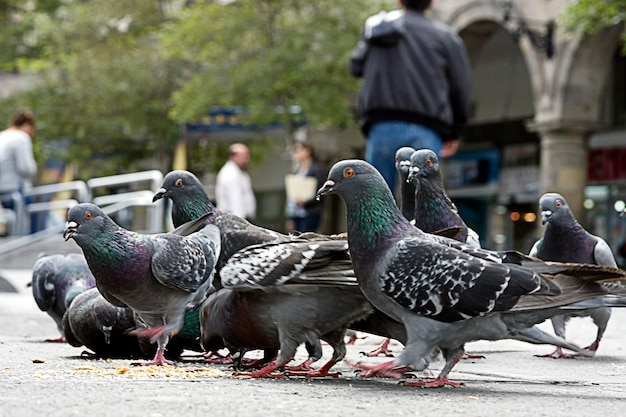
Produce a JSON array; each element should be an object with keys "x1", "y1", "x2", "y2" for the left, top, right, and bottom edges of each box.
[
  {"x1": 365, "y1": 121, "x2": 443, "y2": 195},
  {"x1": 292, "y1": 215, "x2": 321, "y2": 233}
]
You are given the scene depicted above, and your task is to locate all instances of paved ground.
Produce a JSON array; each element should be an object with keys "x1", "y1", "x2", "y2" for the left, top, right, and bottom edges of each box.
[{"x1": 1, "y1": 268, "x2": 626, "y2": 417}]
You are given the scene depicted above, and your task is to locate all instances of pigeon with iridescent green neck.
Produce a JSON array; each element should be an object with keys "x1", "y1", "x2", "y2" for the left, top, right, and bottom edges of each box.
[
  {"x1": 63, "y1": 203, "x2": 218, "y2": 366},
  {"x1": 316, "y1": 159, "x2": 626, "y2": 388}
]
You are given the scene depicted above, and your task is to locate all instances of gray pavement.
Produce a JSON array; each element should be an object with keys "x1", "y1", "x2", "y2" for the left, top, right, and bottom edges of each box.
[{"x1": 1, "y1": 268, "x2": 626, "y2": 417}]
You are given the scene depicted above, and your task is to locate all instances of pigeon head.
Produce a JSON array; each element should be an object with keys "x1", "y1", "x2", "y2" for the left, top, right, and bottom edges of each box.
[
  {"x1": 317, "y1": 160, "x2": 411, "y2": 247},
  {"x1": 407, "y1": 149, "x2": 440, "y2": 183},
  {"x1": 63, "y1": 203, "x2": 114, "y2": 244},
  {"x1": 153, "y1": 170, "x2": 206, "y2": 204},
  {"x1": 395, "y1": 146, "x2": 416, "y2": 183},
  {"x1": 154, "y1": 170, "x2": 216, "y2": 228},
  {"x1": 317, "y1": 159, "x2": 394, "y2": 204},
  {"x1": 93, "y1": 304, "x2": 119, "y2": 344},
  {"x1": 539, "y1": 193, "x2": 571, "y2": 225}
]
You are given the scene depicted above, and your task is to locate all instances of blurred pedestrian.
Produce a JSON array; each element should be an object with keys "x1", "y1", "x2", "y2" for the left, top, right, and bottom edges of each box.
[
  {"x1": 349, "y1": 0, "x2": 471, "y2": 194},
  {"x1": 0, "y1": 110, "x2": 38, "y2": 234},
  {"x1": 284, "y1": 141, "x2": 324, "y2": 233},
  {"x1": 215, "y1": 143, "x2": 256, "y2": 221}
]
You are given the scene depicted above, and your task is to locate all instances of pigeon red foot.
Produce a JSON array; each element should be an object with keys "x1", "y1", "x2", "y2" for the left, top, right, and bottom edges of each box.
[
  {"x1": 361, "y1": 338, "x2": 394, "y2": 357},
  {"x1": 462, "y1": 352, "x2": 486, "y2": 360},
  {"x1": 536, "y1": 340, "x2": 600, "y2": 359},
  {"x1": 45, "y1": 335, "x2": 67, "y2": 343},
  {"x1": 283, "y1": 357, "x2": 315, "y2": 372},
  {"x1": 347, "y1": 359, "x2": 408, "y2": 379},
  {"x1": 129, "y1": 325, "x2": 176, "y2": 366},
  {"x1": 535, "y1": 347, "x2": 578, "y2": 359},
  {"x1": 285, "y1": 359, "x2": 342, "y2": 378},
  {"x1": 237, "y1": 360, "x2": 289, "y2": 379}
]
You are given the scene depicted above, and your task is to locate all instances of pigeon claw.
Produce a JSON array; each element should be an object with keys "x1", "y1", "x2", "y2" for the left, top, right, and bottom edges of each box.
[{"x1": 401, "y1": 377, "x2": 463, "y2": 388}]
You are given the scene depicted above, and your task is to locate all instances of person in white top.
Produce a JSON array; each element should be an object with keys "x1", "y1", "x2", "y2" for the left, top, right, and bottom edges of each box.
[
  {"x1": 0, "y1": 110, "x2": 38, "y2": 235},
  {"x1": 215, "y1": 143, "x2": 256, "y2": 221},
  {"x1": 0, "y1": 110, "x2": 38, "y2": 199}
]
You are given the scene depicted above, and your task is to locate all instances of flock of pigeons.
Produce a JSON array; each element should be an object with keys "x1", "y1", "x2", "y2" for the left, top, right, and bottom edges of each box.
[{"x1": 29, "y1": 146, "x2": 626, "y2": 388}]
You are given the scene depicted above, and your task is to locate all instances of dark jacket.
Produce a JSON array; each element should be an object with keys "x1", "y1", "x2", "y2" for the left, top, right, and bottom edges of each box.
[{"x1": 350, "y1": 9, "x2": 471, "y2": 139}]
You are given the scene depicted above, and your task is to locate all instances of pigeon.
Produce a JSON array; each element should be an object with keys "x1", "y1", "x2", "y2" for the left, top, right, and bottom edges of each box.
[
  {"x1": 407, "y1": 149, "x2": 480, "y2": 247},
  {"x1": 30, "y1": 253, "x2": 96, "y2": 342},
  {"x1": 63, "y1": 203, "x2": 218, "y2": 366},
  {"x1": 359, "y1": 146, "x2": 417, "y2": 358},
  {"x1": 62, "y1": 287, "x2": 147, "y2": 359},
  {"x1": 529, "y1": 192, "x2": 619, "y2": 358},
  {"x1": 200, "y1": 284, "x2": 374, "y2": 378},
  {"x1": 153, "y1": 170, "x2": 288, "y2": 276},
  {"x1": 153, "y1": 170, "x2": 328, "y2": 368},
  {"x1": 394, "y1": 146, "x2": 416, "y2": 221},
  {"x1": 316, "y1": 159, "x2": 626, "y2": 387},
  {"x1": 153, "y1": 170, "x2": 413, "y2": 374}
]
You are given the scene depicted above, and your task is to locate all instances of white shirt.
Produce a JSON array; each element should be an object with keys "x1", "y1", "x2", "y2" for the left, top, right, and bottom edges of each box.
[
  {"x1": 215, "y1": 160, "x2": 256, "y2": 219},
  {"x1": 0, "y1": 128, "x2": 37, "y2": 193}
]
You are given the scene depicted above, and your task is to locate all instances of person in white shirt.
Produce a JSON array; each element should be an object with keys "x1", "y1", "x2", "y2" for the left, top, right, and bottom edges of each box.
[
  {"x1": 0, "y1": 110, "x2": 38, "y2": 197},
  {"x1": 0, "y1": 110, "x2": 38, "y2": 235},
  {"x1": 215, "y1": 143, "x2": 256, "y2": 221}
]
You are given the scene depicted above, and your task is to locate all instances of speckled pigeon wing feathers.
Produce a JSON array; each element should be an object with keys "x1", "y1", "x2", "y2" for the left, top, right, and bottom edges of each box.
[
  {"x1": 380, "y1": 236, "x2": 547, "y2": 322},
  {"x1": 221, "y1": 240, "x2": 355, "y2": 289},
  {"x1": 151, "y1": 234, "x2": 216, "y2": 293}
]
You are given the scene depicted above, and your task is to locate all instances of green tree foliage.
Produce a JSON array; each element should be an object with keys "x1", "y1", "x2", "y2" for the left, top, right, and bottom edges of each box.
[
  {"x1": 562, "y1": 0, "x2": 626, "y2": 52},
  {"x1": 160, "y1": 0, "x2": 390, "y2": 129},
  {"x1": 1, "y1": 0, "x2": 392, "y2": 178}
]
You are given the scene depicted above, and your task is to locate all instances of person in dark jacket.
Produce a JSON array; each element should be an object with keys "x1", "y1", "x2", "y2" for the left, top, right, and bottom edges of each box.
[
  {"x1": 285, "y1": 141, "x2": 325, "y2": 233},
  {"x1": 349, "y1": 0, "x2": 471, "y2": 194}
]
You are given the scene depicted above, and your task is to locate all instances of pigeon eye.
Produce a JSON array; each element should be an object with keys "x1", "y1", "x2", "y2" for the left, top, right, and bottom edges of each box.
[
  {"x1": 426, "y1": 159, "x2": 432, "y2": 166},
  {"x1": 555, "y1": 201, "x2": 562, "y2": 208},
  {"x1": 175, "y1": 179, "x2": 184, "y2": 187},
  {"x1": 84, "y1": 212, "x2": 93, "y2": 221},
  {"x1": 344, "y1": 168, "x2": 355, "y2": 178}
]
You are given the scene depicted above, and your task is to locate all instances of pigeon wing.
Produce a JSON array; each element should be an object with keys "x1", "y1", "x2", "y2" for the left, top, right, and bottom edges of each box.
[
  {"x1": 221, "y1": 240, "x2": 356, "y2": 289},
  {"x1": 380, "y1": 236, "x2": 539, "y2": 322},
  {"x1": 151, "y1": 234, "x2": 216, "y2": 293},
  {"x1": 593, "y1": 238, "x2": 618, "y2": 268}
]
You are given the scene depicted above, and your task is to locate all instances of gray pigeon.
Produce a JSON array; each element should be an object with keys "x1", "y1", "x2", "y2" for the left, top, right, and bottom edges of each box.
[
  {"x1": 407, "y1": 149, "x2": 480, "y2": 247},
  {"x1": 316, "y1": 159, "x2": 626, "y2": 387},
  {"x1": 30, "y1": 253, "x2": 96, "y2": 342},
  {"x1": 529, "y1": 192, "x2": 618, "y2": 358},
  {"x1": 62, "y1": 287, "x2": 146, "y2": 359},
  {"x1": 395, "y1": 146, "x2": 416, "y2": 221},
  {"x1": 200, "y1": 284, "x2": 373, "y2": 378},
  {"x1": 63, "y1": 203, "x2": 218, "y2": 366},
  {"x1": 153, "y1": 170, "x2": 325, "y2": 368},
  {"x1": 153, "y1": 170, "x2": 407, "y2": 371}
]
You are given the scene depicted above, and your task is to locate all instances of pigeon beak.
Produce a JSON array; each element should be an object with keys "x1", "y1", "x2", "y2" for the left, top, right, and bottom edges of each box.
[
  {"x1": 407, "y1": 167, "x2": 419, "y2": 182},
  {"x1": 63, "y1": 221, "x2": 78, "y2": 241},
  {"x1": 316, "y1": 180, "x2": 336, "y2": 200},
  {"x1": 152, "y1": 188, "x2": 166, "y2": 202},
  {"x1": 541, "y1": 210, "x2": 552, "y2": 225}
]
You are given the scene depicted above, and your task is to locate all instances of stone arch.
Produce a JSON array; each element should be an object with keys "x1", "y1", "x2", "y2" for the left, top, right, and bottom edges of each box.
[
  {"x1": 442, "y1": 0, "x2": 537, "y2": 126},
  {"x1": 553, "y1": 25, "x2": 623, "y2": 125}
]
